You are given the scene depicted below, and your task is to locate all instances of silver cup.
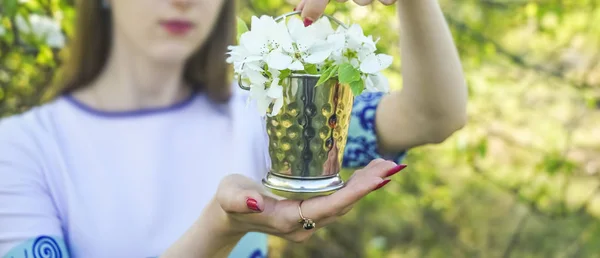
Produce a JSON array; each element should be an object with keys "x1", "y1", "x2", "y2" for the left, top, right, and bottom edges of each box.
[
  {"x1": 238, "y1": 12, "x2": 353, "y2": 199},
  {"x1": 261, "y1": 74, "x2": 354, "y2": 198}
]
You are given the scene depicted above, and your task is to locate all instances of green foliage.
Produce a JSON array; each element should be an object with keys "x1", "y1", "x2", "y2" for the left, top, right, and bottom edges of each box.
[
  {"x1": 2, "y1": 0, "x2": 600, "y2": 257},
  {"x1": 338, "y1": 63, "x2": 364, "y2": 95},
  {"x1": 316, "y1": 64, "x2": 338, "y2": 86}
]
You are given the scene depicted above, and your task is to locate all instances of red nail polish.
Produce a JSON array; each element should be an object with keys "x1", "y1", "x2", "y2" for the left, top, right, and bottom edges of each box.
[
  {"x1": 303, "y1": 18, "x2": 313, "y2": 27},
  {"x1": 373, "y1": 179, "x2": 391, "y2": 191},
  {"x1": 293, "y1": 7, "x2": 297, "y2": 11},
  {"x1": 246, "y1": 198, "x2": 261, "y2": 212},
  {"x1": 385, "y1": 164, "x2": 407, "y2": 177}
]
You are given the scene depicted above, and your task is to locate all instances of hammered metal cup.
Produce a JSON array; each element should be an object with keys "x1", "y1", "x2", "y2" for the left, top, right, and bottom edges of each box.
[
  {"x1": 238, "y1": 11, "x2": 353, "y2": 199},
  {"x1": 261, "y1": 74, "x2": 354, "y2": 198}
]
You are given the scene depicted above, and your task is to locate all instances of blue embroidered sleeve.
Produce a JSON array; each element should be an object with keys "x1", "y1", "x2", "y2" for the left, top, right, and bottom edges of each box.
[
  {"x1": 2, "y1": 236, "x2": 70, "y2": 258},
  {"x1": 342, "y1": 92, "x2": 407, "y2": 168}
]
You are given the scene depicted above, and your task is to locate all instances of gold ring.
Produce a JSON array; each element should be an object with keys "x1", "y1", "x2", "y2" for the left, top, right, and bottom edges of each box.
[{"x1": 297, "y1": 200, "x2": 316, "y2": 230}]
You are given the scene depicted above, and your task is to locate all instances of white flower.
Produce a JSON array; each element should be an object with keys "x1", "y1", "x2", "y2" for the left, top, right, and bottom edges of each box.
[
  {"x1": 249, "y1": 83, "x2": 271, "y2": 115},
  {"x1": 239, "y1": 16, "x2": 295, "y2": 69},
  {"x1": 359, "y1": 53, "x2": 393, "y2": 74},
  {"x1": 287, "y1": 17, "x2": 334, "y2": 65},
  {"x1": 364, "y1": 73, "x2": 390, "y2": 92},
  {"x1": 15, "y1": 14, "x2": 65, "y2": 48},
  {"x1": 345, "y1": 24, "x2": 377, "y2": 53},
  {"x1": 228, "y1": 14, "x2": 393, "y2": 116},
  {"x1": 266, "y1": 81, "x2": 284, "y2": 116}
]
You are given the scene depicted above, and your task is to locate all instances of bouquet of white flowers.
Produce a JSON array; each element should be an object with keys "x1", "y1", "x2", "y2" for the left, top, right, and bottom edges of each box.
[{"x1": 226, "y1": 12, "x2": 393, "y2": 117}]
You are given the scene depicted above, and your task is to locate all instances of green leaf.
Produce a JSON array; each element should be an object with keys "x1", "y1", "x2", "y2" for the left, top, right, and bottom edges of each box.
[
  {"x1": 2, "y1": 0, "x2": 19, "y2": 18},
  {"x1": 278, "y1": 69, "x2": 291, "y2": 81},
  {"x1": 338, "y1": 63, "x2": 361, "y2": 84},
  {"x1": 349, "y1": 80, "x2": 365, "y2": 96},
  {"x1": 304, "y1": 64, "x2": 318, "y2": 75},
  {"x1": 36, "y1": 46, "x2": 54, "y2": 66},
  {"x1": 316, "y1": 65, "x2": 338, "y2": 86},
  {"x1": 236, "y1": 17, "x2": 249, "y2": 41}
]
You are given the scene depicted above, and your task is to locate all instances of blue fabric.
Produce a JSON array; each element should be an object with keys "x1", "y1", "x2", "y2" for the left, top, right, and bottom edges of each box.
[
  {"x1": 2, "y1": 236, "x2": 70, "y2": 258},
  {"x1": 342, "y1": 92, "x2": 406, "y2": 168},
  {"x1": 228, "y1": 232, "x2": 267, "y2": 258}
]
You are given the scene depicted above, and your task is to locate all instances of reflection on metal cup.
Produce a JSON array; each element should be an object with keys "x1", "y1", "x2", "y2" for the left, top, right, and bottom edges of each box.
[{"x1": 261, "y1": 74, "x2": 354, "y2": 198}]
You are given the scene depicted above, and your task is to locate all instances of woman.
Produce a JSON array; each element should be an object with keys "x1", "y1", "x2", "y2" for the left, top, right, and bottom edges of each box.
[{"x1": 0, "y1": 0, "x2": 466, "y2": 257}]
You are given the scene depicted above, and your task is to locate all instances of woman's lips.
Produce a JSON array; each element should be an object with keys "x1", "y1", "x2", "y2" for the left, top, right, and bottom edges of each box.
[{"x1": 160, "y1": 20, "x2": 194, "y2": 35}]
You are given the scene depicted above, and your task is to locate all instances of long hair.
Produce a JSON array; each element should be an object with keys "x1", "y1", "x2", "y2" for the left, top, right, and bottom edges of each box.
[{"x1": 57, "y1": 0, "x2": 235, "y2": 102}]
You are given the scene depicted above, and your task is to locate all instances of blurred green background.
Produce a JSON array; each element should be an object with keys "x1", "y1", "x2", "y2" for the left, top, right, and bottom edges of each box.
[{"x1": 2, "y1": 0, "x2": 600, "y2": 257}]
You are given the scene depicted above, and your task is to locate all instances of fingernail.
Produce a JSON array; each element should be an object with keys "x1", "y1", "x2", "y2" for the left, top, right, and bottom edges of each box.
[
  {"x1": 373, "y1": 179, "x2": 391, "y2": 191},
  {"x1": 246, "y1": 198, "x2": 261, "y2": 212},
  {"x1": 293, "y1": 7, "x2": 297, "y2": 11},
  {"x1": 303, "y1": 18, "x2": 313, "y2": 27},
  {"x1": 385, "y1": 164, "x2": 407, "y2": 177}
]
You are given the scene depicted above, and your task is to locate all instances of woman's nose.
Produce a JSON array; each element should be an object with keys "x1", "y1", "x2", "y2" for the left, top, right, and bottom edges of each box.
[{"x1": 171, "y1": 0, "x2": 194, "y2": 12}]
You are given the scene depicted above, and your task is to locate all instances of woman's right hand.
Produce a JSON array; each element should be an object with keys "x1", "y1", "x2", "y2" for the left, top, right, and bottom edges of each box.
[{"x1": 216, "y1": 158, "x2": 407, "y2": 243}]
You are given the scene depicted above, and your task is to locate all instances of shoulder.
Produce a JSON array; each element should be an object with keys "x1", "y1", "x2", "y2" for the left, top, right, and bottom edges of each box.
[
  {"x1": 0, "y1": 100, "x2": 63, "y2": 167},
  {"x1": 0, "y1": 100, "x2": 59, "y2": 142}
]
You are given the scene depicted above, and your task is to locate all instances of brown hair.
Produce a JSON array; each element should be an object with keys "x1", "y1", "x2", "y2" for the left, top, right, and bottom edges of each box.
[{"x1": 57, "y1": 0, "x2": 235, "y2": 102}]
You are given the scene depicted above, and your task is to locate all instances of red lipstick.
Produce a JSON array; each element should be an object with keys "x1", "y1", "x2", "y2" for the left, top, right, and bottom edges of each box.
[{"x1": 160, "y1": 20, "x2": 194, "y2": 35}]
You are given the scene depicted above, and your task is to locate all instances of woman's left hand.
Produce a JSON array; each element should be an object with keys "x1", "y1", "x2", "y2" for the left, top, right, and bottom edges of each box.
[
  {"x1": 296, "y1": 0, "x2": 397, "y2": 25},
  {"x1": 216, "y1": 159, "x2": 407, "y2": 243}
]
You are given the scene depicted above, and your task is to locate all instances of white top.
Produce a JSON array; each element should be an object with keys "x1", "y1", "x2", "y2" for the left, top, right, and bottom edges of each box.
[
  {"x1": 0, "y1": 90, "x2": 270, "y2": 258},
  {"x1": 0, "y1": 86, "x2": 405, "y2": 258}
]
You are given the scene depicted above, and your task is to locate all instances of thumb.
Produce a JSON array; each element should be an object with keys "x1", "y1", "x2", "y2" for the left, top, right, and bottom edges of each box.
[
  {"x1": 216, "y1": 174, "x2": 265, "y2": 214},
  {"x1": 301, "y1": 0, "x2": 328, "y2": 26},
  {"x1": 221, "y1": 188, "x2": 265, "y2": 214}
]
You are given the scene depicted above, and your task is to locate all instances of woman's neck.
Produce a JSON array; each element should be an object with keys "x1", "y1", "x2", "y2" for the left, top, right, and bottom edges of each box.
[{"x1": 72, "y1": 37, "x2": 192, "y2": 112}]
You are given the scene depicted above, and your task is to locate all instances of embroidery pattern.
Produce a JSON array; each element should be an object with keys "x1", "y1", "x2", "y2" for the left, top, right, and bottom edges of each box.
[
  {"x1": 342, "y1": 92, "x2": 406, "y2": 168},
  {"x1": 249, "y1": 249, "x2": 265, "y2": 258},
  {"x1": 32, "y1": 236, "x2": 63, "y2": 258}
]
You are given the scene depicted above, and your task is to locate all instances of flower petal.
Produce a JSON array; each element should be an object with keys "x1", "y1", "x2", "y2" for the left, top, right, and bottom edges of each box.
[
  {"x1": 309, "y1": 16, "x2": 334, "y2": 40},
  {"x1": 246, "y1": 69, "x2": 268, "y2": 86},
  {"x1": 365, "y1": 73, "x2": 390, "y2": 93},
  {"x1": 269, "y1": 96, "x2": 285, "y2": 117},
  {"x1": 256, "y1": 97, "x2": 272, "y2": 117},
  {"x1": 267, "y1": 84, "x2": 283, "y2": 99},
  {"x1": 359, "y1": 54, "x2": 393, "y2": 74},
  {"x1": 240, "y1": 31, "x2": 268, "y2": 55},
  {"x1": 287, "y1": 17, "x2": 306, "y2": 42},
  {"x1": 304, "y1": 41, "x2": 332, "y2": 64},
  {"x1": 289, "y1": 60, "x2": 304, "y2": 71},
  {"x1": 266, "y1": 51, "x2": 293, "y2": 70},
  {"x1": 326, "y1": 33, "x2": 346, "y2": 54}
]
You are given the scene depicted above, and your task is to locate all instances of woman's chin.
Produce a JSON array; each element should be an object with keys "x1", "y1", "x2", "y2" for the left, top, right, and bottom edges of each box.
[{"x1": 149, "y1": 46, "x2": 197, "y2": 64}]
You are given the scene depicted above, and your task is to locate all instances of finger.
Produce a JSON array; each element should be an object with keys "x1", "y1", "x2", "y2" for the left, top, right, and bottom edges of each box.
[
  {"x1": 301, "y1": 175, "x2": 382, "y2": 220},
  {"x1": 360, "y1": 159, "x2": 406, "y2": 178},
  {"x1": 353, "y1": 0, "x2": 374, "y2": 6},
  {"x1": 224, "y1": 189, "x2": 265, "y2": 214},
  {"x1": 378, "y1": 0, "x2": 396, "y2": 5},
  {"x1": 295, "y1": 0, "x2": 306, "y2": 11},
  {"x1": 339, "y1": 205, "x2": 354, "y2": 216},
  {"x1": 301, "y1": 0, "x2": 328, "y2": 26},
  {"x1": 366, "y1": 158, "x2": 387, "y2": 167},
  {"x1": 302, "y1": 160, "x2": 406, "y2": 219},
  {"x1": 216, "y1": 174, "x2": 265, "y2": 214}
]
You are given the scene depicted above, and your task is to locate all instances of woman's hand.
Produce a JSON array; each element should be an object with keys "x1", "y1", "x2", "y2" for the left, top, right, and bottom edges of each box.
[
  {"x1": 296, "y1": 0, "x2": 397, "y2": 26},
  {"x1": 216, "y1": 159, "x2": 407, "y2": 243},
  {"x1": 161, "y1": 159, "x2": 406, "y2": 258}
]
